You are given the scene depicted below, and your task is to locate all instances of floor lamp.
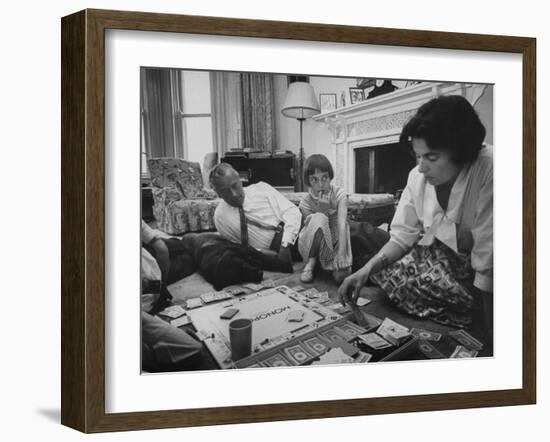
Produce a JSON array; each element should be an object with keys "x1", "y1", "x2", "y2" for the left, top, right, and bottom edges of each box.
[{"x1": 281, "y1": 81, "x2": 320, "y2": 191}]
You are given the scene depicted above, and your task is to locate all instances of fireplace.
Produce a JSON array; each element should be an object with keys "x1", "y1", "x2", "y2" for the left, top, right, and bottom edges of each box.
[
  {"x1": 312, "y1": 82, "x2": 488, "y2": 195},
  {"x1": 355, "y1": 143, "x2": 416, "y2": 194}
]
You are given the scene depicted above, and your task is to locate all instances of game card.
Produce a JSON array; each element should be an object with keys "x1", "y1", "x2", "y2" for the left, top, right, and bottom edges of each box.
[
  {"x1": 303, "y1": 336, "x2": 329, "y2": 355},
  {"x1": 283, "y1": 344, "x2": 312, "y2": 365},
  {"x1": 356, "y1": 298, "x2": 371, "y2": 307},
  {"x1": 158, "y1": 304, "x2": 187, "y2": 319},
  {"x1": 261, "y1": 280, "x2": 275, "y2": 288},
  {"x1": 357, "y1": 332, "x2": 393, "y2": 350},
  {"x1": 185, "y1": 298, "x2": 203, "y2": 309},
  {"x1": 320, "y1": 328, "x2": 347, "y2": 343},
  {"x1": 335, "y1": 321, "x2": 367, "y2": 339},
  {"x1": 262, "y1": 353, "x2": 292, "y2": 367},
  {"x1": 355, "y1": 351, "x2": 373, "y2": 363},
  {"x1": 450, "y1": 345, "x2": 479, "y2": 358},
  {"x1": 410, "y1": 328, "x2": 442, "y2": 342},
  {"x1": 449, "y1": 329, "x2": 483, "y2": 351},
  {"x1": 243, "y1": 282, "x2": 264, "y2": 292},
  {"x1": 170, "y1": 315, "x2": 191, "y2": 328},
  {"x1": 418, "y1": 341, "x2": 446, "y2": 359},
  {"x1": 245, "y1": 362, "x2": 263, "y2": 368}
]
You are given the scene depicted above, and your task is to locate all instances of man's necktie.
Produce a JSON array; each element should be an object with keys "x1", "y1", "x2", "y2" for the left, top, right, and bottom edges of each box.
[{"x1": 238, "y1": 206, "x2": 248, "y2": 247}]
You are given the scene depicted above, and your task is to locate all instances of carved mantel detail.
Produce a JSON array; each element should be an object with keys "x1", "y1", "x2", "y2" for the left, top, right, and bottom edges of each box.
[{"x1": 347, "y1": 110, "x2": 416, "y2": 138}]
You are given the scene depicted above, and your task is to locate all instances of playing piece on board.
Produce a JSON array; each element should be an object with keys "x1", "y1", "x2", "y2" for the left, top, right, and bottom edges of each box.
[
  {"x1": 287, "y1": 310, "x2": 305, "y2": 323},
  {"x1": 223, "y1": 287, "x2": 247, "y2": 296}
]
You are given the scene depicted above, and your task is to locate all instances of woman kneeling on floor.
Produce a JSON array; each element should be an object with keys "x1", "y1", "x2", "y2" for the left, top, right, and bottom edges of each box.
[{"x1": 339, "y1": 95, "x2": 493, "y2": 335}]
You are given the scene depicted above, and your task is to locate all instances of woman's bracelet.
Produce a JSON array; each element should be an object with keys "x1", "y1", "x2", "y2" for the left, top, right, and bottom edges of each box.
[{"x1": 376, "y1": 251, "x2": 389, "y2": 270}]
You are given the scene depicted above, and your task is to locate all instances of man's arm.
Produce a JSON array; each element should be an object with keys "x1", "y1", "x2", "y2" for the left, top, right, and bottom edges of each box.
[
  {"x1": 259, "y1": 185, "x2": 301, "y2": 271},
  {"x1": 213, "y1": 203, "x2": 240, "y2": 244},
  {"x1": 264, "y1": 186, "x2": 302, "y2": 248}
]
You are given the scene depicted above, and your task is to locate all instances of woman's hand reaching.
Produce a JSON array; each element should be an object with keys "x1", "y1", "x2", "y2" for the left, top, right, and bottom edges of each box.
[{"x1": 338, "y1": 268, "x2": 371, "y2": 306}]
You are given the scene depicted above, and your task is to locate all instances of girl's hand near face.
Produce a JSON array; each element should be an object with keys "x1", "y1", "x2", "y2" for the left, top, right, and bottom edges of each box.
[{"x1": 317, "y1": 191, "x2": 331, "y2": 212}]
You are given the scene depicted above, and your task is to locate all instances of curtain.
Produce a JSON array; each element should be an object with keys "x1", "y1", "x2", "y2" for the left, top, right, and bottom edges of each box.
[
  {"x1": 240, "y1": 73, "x2": 278, "y2": 152},
  {"x1": 210, "y1": 72, "x2": 243, "y2": 157},
  {"x1": 141, "y1": 68, "x2": 176, "y2": 158}
]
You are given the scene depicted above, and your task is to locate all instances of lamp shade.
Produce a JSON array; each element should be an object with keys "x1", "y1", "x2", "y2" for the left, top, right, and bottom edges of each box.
[{"x1": 281, "y1": 82, "x2": 320, "y2": 119}]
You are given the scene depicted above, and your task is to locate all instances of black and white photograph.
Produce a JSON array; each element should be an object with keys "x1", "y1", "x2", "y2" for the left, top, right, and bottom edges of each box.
[
  {"x1": 348, "y1": 86, "x2": 365, "y2": 104},
  {"x1": 140, "y1": 68, "x2": 494, "y2": 373},
  {"x1": 319, "y1": 93, "x2": 337, "y2": 112}
]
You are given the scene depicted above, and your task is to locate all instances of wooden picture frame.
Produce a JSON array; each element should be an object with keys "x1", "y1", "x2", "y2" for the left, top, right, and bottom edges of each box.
[
  {"x1": 349, "y1": 87, "x2": 365, "y2": 104},
  {"x1": 61, "y1": 9, "x2": 536, "y2": 433}
]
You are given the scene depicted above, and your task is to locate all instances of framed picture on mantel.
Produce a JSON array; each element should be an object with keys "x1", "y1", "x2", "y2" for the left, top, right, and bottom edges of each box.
[{"x1": 61, "y1": 8, "x2": 536, "y2": 433}]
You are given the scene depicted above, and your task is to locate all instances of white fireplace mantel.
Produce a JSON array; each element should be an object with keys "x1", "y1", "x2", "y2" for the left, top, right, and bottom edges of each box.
[{"x1": 312, "y1": 82, "x2": 488, "y2": 193}]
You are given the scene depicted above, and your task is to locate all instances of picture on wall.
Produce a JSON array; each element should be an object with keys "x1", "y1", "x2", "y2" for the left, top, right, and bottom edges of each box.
[
  {"x1": 349, "y1": 87, "x2": 365, "y2": 104},
  {"x1": 319, "y1": 93, "x2": 337, "y2": 112}
]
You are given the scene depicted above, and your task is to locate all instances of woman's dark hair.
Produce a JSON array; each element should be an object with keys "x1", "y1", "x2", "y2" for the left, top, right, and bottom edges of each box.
[
  {"x1": 399, "y1": 95, "x2": 486, "y2": 165},
  {"x1": 303, "y1": 154, "x2": 334, "y2": 186}
]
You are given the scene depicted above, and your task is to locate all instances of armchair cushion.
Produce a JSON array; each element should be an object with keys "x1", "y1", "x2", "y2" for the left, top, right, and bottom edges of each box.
[
  {"x1": 148, "y1": 157, "x2": 218, "y2": 200},
  {"x1": 148, "y1": 158, "x2": 219, "y2": 235}
]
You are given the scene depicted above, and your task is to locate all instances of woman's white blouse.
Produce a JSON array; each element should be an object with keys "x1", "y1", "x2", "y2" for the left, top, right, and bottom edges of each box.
[{"x1": 389, "y1": 146, "x2": 493, "y2": 292}]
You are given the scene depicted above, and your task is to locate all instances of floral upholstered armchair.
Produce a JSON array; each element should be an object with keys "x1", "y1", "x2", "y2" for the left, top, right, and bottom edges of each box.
[{"x1": 148, "y1": 158, "x2": 220, "y2": 235}]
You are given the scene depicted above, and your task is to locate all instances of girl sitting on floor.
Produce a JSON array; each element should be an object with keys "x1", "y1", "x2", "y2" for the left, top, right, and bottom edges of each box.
[{"x1": 298, "y1": 154, "x2": 352, "y2": 284}]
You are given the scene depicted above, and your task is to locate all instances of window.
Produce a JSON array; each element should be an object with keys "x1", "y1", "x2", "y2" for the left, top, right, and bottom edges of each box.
[{"x1": 140, "y1": 68, "x2": 214, "y2": 177}]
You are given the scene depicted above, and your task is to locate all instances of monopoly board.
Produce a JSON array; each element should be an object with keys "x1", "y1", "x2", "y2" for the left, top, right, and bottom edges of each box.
[{"x1": 187, "y1": 285, "x2": 349, "y2": 369}]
